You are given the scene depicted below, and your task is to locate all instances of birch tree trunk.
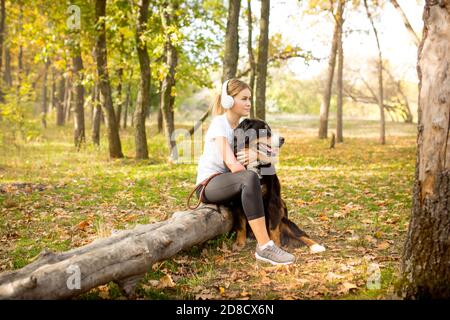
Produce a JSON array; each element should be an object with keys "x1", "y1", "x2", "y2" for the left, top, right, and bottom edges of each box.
[{"x1": 401, "y1": 0, "x2": 450, "y2": 299}]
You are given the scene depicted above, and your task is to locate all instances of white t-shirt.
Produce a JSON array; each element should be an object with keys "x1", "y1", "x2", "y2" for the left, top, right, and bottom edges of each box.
[{"x1": 195, "y1": 114, "x2": 244, "y2": 185}]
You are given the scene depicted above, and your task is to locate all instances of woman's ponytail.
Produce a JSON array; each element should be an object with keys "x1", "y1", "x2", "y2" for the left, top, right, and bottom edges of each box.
[{"x1": 211, "y1": 94, "x2": 224, "y2": 116}]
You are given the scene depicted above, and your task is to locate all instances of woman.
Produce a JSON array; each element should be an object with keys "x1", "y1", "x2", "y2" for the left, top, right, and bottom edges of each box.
[{"x1": 195, "y1": 78, "x2": 295, "y2": 265}]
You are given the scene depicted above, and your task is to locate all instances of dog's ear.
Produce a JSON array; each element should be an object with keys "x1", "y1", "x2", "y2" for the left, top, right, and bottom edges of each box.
[{"x1": 239, "y1": 118, "x2": 251, "y2": 130}]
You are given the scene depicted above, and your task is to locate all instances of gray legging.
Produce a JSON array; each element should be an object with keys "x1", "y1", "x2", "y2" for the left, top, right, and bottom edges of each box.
[{"x1": 197, "y1": 170, "x2": 265, "y2": 221}]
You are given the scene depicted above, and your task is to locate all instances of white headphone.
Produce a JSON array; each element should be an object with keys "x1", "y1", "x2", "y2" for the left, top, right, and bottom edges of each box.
[{"x1": 221, "y1": 80, "x2": 234, "y2": 109}]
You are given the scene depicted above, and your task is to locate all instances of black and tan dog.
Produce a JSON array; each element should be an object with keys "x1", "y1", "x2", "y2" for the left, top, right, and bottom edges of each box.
[{"x1": 230, "y1": 118, "x2": 325, "y2": 253}]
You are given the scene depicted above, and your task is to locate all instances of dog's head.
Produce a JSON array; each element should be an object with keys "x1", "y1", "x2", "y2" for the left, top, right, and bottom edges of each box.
[{"x1": 233, "y1": 119, "x2": 284, "y2": 177}]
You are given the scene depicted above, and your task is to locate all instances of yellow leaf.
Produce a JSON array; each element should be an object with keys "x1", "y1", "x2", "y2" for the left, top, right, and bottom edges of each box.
[
  {"x1": 158, "y1": 274, "x2": 176, "y2": 288},
  {"x1": 374, "y1": 231, "x2": 383, "y2": 239},
  {"x1": 376, "y1": 241, "x2": 390, "y2": 250},
  {"x1": 77, "y1": 220, "x2": 90, "y2": 230}
]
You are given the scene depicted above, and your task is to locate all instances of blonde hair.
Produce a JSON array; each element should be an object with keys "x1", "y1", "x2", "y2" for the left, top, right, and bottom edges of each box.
[{"x1": 211, "y1": 78, "x2": 251, "y2": 116}]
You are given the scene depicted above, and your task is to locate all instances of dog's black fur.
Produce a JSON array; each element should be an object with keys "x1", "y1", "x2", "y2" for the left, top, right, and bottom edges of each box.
[{"x1": 229, "y1": 118, "x2": 324, "y2": 251}]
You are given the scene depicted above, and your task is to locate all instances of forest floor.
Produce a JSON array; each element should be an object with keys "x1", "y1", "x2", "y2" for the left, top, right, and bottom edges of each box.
[{"x1": 0, "y1": 115, "x2": 416, "y2": 300}]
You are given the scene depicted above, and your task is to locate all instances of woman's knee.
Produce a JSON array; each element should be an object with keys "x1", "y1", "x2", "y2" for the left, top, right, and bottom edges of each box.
[{"x1": 239, "y1": 170, "x2": 260, "y2": 188}]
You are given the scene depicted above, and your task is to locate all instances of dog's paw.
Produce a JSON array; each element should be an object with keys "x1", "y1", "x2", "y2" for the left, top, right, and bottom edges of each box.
[
  {"x1": 232, "y1": 242, "x2": 246, "y2": 251},
  {"x1": 310, "y1": 244, "x2": 326, "y2": 253}
]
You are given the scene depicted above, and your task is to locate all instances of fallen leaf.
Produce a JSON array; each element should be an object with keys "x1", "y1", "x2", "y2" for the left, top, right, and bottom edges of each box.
[
  {"x1": 77, "y1": 220, "x2": 90, "y2": 231},
  {"x1": 339, "y1": 282, "x2": 358, "y2": 294},
  {"x1": 123, "y1": 214, "x2": 137, "y2": 222},
  {"x1": 240, "y1": 290, "x2": 250, "y2": 297},
  {"x1": 158, "y1": 274, "x2": 176, "y2": 288},
  {"x1": 333, "y1": 211, "x2": 346, "y2": 219},
  {"x1": 374, "y1": 231, "x2": 384, "y2": 239},
  {"x1": 326, "y1": 272, "x2": 345, "y2": 281},
  {"x1": 376, "y1": 241, "x2": 390, "y2": 250}
]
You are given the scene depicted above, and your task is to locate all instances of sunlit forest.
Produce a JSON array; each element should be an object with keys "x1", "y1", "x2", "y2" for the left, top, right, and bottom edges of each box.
[{"x1": 1, "y1": 0, "x2": 449, "y2": 302}]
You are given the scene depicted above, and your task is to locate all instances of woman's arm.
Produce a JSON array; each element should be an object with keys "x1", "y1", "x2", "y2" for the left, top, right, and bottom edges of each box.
[{"x1": 215, "y1": 136, "x2": 246, "y2": 173}]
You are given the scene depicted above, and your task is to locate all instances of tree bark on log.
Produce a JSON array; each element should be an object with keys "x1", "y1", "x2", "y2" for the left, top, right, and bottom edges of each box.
[{"x1": 0, "y1": 205, "x2": 232, "y2": 300}]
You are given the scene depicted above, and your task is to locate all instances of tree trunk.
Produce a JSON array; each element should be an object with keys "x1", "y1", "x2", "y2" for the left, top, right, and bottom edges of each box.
[
  {"x1": 157, "y1": 104, "x2": 163, "y2": 134},
  {"x1": 41, "y1": 60, "x2": 50, "y2": 129},
  {"x1": 390, "y1": 0, "x2": 420, "y2": 47},
  {"x1": 16, "y1": 6, "x2": 23, "y2": 91},
  {"x1": 160, "y1": 1, "x2": 178, "y2": 162},
  {"x1": 134, "y1": 0, "x2": 150, "y2": 160},
  {"x1": 247, "y1": 0, "x2": 256, "y2": 119},
  {"x1": 0, "y1": 205, "x2": 233, "y2": 299},
  {"x1": 72, "y1": 54, "x2": 85, "y2": 150},
  {"x1": 384, "y1": 66, "x2": 414, "y2": 123},
  {"x1": 188, "y1": 109, "x2": 210, "y2": 136},
  {"x1": 123, "y1": 73, "x2": 132, "y2": 130},
  {"x1": 56, "y1": 73, "x2": 66, "y2": 126},
  {"x1": 401, "y1": 1, "x2": 450, "y2": 299},
  {"x1": 92, "y1": 84, "x2": 101, "y2": 146},
  {"x1": 17, "y1": 46, "x2": 23, "y2": 90},
  {"x1": 364, "y1": 0, "x2": 385, "y2": 145},
  {"x1": 95, "y1": 0, "x2": 123, "y2": 158},
  {"x1": 318, "y1": 0, "x2": 343, "y2": 139},
  {"x1": 336, "y1": 3, "x2": 345, "y2": 143},
  {"x1": 64, "y1": 75, "x2": 71, "y2": 124},
  {"x1": 255, "y1": 0, "x2": 270, "y2": 121},
  {"x1": 222, "y1": 0, "x2": 241, "y2": 82},
  {"x1": 4, "y1": 46, "x2": 12, "y2": 87},
  {"x1": 50, "y1": 67, "x2": 56, "y2": 112},
  {"x1": 0, "y1": 0, "x2": 5, "y2": 102},
  {"x1": 123, "y1": 82, "x2": 130, "y2": 130},
  {"x1": 116, "y1": 67, "x2": 123, "y2": 129}
]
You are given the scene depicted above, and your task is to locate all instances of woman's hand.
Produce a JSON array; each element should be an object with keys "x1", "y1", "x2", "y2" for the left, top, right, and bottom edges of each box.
[{"x1": 236, "y1": 149, "x2": 258, "y2": 166}]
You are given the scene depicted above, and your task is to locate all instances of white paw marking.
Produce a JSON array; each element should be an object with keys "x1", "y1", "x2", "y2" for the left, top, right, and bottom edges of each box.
[{"x1": 310, "y1": 244, "x2": 326, "y2": 253}]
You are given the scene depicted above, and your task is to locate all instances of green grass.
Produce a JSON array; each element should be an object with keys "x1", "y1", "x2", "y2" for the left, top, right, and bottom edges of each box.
[{"x1": 0, "y1": 115, "x2": 416, "y2": 299}]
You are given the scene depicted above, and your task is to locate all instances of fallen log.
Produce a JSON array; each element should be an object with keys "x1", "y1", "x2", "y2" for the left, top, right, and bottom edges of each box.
[{"x1": 0, "y1": 204, "x2": 232, "y2": 300}]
